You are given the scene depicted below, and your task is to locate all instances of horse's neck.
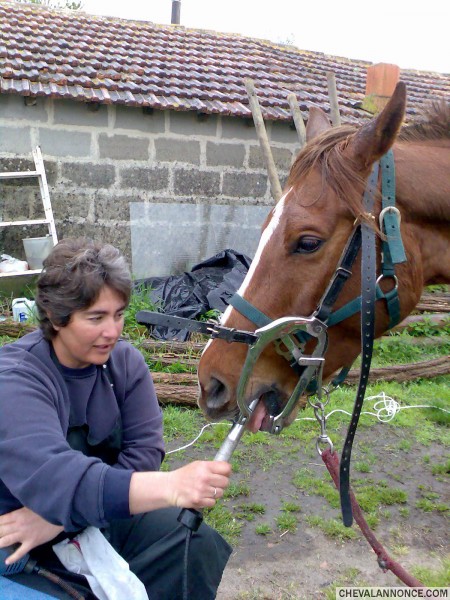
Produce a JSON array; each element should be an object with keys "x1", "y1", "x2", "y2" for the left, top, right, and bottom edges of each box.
[
  {"x1": 395, "y1": 141, "x2": 450, "y2": 286},
  {"x1": 395, "y1": 141, "x2": 450, "y2": 221}
]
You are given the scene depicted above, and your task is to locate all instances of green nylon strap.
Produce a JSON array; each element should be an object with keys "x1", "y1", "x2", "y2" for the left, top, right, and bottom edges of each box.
[
  {"x1": 228, "y1": 293, "x2": 271, "y2": 328},
  {"x1": 229, "y1": 293, "x2": 311, "y2": 344},
  {"x1": 326, "y1": 283, "x2": 401, "y2": 328},
  {"x1": 378, "y1": 150, "x2": 405, "y2": 328},
  {"x1": 380, "y1": 150, "x2": 407, "y2": 266}
]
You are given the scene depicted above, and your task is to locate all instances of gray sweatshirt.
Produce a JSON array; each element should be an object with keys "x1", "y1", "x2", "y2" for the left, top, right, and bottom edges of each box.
[{"x1": 0, "y1": 329, "x2": 164, "y2": 531}]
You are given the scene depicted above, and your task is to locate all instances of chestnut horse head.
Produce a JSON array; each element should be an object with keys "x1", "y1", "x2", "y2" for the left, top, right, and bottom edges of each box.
[{"x1": 198, "y1": 82, "x2": 450, "y2": 432}]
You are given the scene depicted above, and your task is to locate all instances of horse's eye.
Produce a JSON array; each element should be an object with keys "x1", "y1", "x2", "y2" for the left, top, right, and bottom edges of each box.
[{"x1": 294, "y1": 236, "x2": 323, "y2": 254}]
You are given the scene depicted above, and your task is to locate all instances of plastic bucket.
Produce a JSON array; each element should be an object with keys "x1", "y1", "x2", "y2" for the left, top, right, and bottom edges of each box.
[{"x1": 22, "y1": 236, "x2": 54, "y2": 269}]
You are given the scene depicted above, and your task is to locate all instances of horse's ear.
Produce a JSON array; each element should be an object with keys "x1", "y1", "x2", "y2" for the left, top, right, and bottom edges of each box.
[
  {"x1": 306, "y1": 106, "x2": 332, "y2": 141},
  {"x1": 346, "y1": 82, "x2": 407, "y2": 170}
]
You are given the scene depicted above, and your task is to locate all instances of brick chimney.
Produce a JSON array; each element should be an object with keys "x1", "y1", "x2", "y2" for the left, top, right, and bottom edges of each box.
[{"x1": 362, "y1": 63, "x2": 400, "y2": 114}]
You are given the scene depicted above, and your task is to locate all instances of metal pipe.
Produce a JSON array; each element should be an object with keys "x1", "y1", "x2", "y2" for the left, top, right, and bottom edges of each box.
[{"x1": 171, "y1": 0, "x2": 181, "y2": 24}]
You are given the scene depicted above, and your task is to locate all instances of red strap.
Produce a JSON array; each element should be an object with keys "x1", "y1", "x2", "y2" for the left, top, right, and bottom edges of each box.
[{"x1": 321, "y1": 448, "x2": 425, "y2": 588}]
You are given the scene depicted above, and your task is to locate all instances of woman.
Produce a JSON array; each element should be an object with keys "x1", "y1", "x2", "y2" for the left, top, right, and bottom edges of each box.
[{"x1": 0, "y1": 238, "x2": 232, "y2": 599}]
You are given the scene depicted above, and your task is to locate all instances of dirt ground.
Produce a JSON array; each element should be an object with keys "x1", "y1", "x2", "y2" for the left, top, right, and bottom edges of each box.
[{"x1": 169, "y1": 420, "x2": 449, "y2": 599}]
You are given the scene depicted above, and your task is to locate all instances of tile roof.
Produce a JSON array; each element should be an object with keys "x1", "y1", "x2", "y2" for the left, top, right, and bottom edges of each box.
[{"x1": 0, "y1": 1, "x2": 449, "y2": 125}]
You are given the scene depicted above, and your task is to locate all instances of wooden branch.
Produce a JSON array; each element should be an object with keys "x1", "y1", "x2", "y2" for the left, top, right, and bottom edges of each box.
[
  {"x1": 326, "y1": 72, "x2": 341, "y2": 127},
  {"x1": 244, "y1": 78, "x2": 283, "y2": 202},
  {"x1": 415, "y1": 293, "x2": 450, "y2": 313},
  {"x1": 155, "y1": 383, "x2": 198, "y2": 407},
  {"x1": 152, "y1": 372, "x2": 198, "y2": 385},
  {"x1": 151, "y1": 356, "x2": 450, "y2": 408},
  {"x1": 287, "y1": 93, "x2": 306, "y2": 148},
  {"x1": 345, "y1": 356, "x2": 450, "y2": 384}
]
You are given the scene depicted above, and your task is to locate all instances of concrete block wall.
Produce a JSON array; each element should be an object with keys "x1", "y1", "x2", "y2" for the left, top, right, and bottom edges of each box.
[{"x1": 0, "y1": 93, "x2": 300, "y2": 266}]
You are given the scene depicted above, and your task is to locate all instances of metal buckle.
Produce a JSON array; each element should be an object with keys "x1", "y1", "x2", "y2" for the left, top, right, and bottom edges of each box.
[
  {"x1": 379, "y1": 206, "x2": 401, "y2": 230},
  {"x1": 211, "y1": 326, "x2": 258, "y2": 345}
]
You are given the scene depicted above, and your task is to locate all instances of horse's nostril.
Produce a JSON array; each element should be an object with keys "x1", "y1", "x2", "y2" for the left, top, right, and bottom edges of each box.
[{"x1": 207, "y1": 376, "x2": 229, "y2": 409}]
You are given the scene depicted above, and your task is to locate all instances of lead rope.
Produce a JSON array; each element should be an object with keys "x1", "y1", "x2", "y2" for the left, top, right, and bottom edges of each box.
[
  {"x1": 321, "y1": 448, "x2": 425, "y2": 588},
  {"x1": 310, "y1": 397, "x2": 425, "y2": 588}
]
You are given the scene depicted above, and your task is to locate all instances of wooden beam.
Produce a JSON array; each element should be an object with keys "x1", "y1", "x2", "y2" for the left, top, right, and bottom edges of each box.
[
  {"x1": 244, "y1": 78, "x2": 283, "y2": 202},
  {"x1": 287, "y1": 93, "x2": 306, "y2": 148},
  {"x1": 326, "y1": 72, "x2": 341, "y2": 127}
]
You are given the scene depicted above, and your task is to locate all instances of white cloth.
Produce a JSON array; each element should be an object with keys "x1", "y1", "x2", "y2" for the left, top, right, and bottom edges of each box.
[{"x1": 53, "y1": 526, "x2": 148, "y2": 600}]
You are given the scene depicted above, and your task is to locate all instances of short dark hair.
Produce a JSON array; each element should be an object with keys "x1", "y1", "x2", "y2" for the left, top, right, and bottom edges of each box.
[{"x1": 36, "y1": 238, "x2": 132, "y2": 340}]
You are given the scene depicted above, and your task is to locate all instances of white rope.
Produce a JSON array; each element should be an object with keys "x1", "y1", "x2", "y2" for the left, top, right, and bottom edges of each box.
[
  {"x1": 166, "y1": 393, "x2": 449, "y2": 455},
  {"x1": 166, "y1": 422, "x2": 223, "y2": 455},
  {"x1": 296, "y1": 392, "x2": 450, "y2": 424}
]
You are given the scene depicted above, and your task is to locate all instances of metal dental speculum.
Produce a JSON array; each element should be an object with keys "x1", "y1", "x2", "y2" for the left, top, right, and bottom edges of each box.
[{"x1": 235, "y1": 315, "x2": 328, "y2": 434}]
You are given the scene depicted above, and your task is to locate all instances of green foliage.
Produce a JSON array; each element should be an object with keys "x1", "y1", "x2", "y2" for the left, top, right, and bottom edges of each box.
[
  {"x1": 197, "y1": 309, "x2": 221, "y2": 322},
  {"x1": 402, "y1": 316, "x2": 450, "y2": 337},
  {"x1": 123, "y1": 285, "x2": 161, "y2": 341}
]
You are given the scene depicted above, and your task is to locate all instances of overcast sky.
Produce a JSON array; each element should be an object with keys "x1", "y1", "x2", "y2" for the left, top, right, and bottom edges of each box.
[{"x1": 81, "y1": 0, "x2": 449, "y2": 74}]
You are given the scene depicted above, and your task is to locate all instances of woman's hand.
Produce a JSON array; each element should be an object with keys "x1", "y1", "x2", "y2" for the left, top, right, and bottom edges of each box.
[
  {"x1": 0, "y1": 507, "x2": 64, "y2": 565},
  {"x1": 165, "y1": 460, "x2": 232, "y2": 509},
  {"x1": 129, "y1": 460, "x2": 232, "y2": 514}
]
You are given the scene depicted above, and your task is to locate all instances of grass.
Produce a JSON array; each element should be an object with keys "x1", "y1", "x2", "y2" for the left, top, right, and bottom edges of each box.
[
  {"x1": 411, "y1": 555, "x2": 450, "y2": 587},
  {"x1": 255, "y1": 523, "x2": 272, "y2": 536},
  {"x1": 324, "y1": 568, "x2": 368, "y2": 600},
  {"x1": 275, "y1": 512, "x2": 298, "y2": 533},
  {"x1": 305, "y1": 515, "x2": 357, "y2": 540}
]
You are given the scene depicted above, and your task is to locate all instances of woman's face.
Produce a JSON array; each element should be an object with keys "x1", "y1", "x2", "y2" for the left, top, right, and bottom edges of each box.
[{"x1": 51, "y1": 285, "x2": 127, "y2": 369}]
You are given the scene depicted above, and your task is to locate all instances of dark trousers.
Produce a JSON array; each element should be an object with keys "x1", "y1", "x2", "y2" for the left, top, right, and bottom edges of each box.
[{"x1": 7, "y1": 508, "x2": 232, "y2": 599}]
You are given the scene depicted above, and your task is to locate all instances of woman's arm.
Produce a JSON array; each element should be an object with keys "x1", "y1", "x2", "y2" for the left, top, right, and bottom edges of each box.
[{"x1": 129, "y1": 460, "x2": 232, "y2": 514}]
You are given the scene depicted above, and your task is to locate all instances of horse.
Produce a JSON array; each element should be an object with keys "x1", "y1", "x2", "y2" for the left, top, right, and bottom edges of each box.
[{"x1": 197, "y1": 82, "x2": 450, "y2": 433}]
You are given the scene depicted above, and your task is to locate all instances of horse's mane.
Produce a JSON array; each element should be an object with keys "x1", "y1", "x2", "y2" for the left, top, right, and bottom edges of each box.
[
  {"x1": 287, "y1": 99, "x2": 450, "y2": 219},
  {"x1": 287, "y1": 125, "x2": 365, "y2": 219},
  {"x1": 399, "y1": 100, "x2": 450, "y2": 141}
]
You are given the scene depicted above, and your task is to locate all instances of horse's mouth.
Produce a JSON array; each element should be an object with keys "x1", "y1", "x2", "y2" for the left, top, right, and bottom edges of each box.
[{"x1": 246, "y1": 389, "x2": 286, "y2": 433}]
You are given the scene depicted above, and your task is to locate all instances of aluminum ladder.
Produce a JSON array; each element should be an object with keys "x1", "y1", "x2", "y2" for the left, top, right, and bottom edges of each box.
[{"x1": 0, "y1": 146, "x2": 58, "y2": 278}]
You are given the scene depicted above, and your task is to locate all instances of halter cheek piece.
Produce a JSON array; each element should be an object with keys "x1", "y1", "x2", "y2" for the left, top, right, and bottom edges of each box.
[{"x1": 136, "y1": 150, "x2": 406, "y2": 527}]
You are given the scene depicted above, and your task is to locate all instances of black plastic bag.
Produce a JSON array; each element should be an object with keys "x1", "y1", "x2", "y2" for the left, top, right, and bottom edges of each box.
[{"x1": 134, "y1": 249, "x2": 251, "y2": 340}]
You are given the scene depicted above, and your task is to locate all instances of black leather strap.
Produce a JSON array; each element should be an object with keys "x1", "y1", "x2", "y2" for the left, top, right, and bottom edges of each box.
[
  {"x1": 135, "y1": 310, "x2": 258, "y2": 345},
  {"x1": 314, "y1": 226, "x2": 362, "y2": 324},
  {"x1": 339, "y1": 162, "x2": 378, "y2": 527}
]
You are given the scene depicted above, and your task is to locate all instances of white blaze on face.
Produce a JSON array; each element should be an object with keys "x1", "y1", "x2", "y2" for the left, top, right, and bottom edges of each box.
[{"x1": 220, "y1": 191, "x2": 290, "y2": 327}]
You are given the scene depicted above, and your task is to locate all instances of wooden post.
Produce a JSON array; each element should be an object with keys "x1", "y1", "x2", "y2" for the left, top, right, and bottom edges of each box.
[
  {"x1": 326, "y1": 72, "x2": 341, "y2": 127},
  {"x1": 287, "y1": 93, "x2": 306, "y2": 148},
  {"x1": 244, "y1": 78, "x2": 283, "y2": 202}
]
